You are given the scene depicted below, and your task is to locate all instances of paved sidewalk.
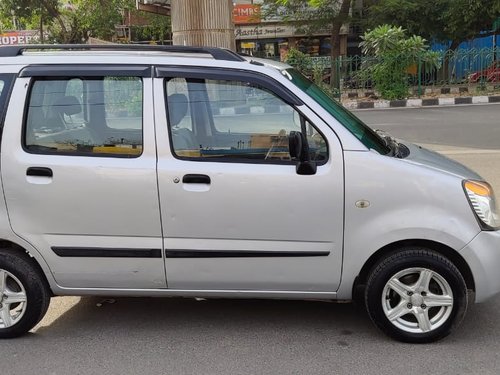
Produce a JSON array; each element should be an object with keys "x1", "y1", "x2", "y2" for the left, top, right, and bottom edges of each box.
[{"x1": 343, "y1": 95, "x2": 500, "y2": 109}]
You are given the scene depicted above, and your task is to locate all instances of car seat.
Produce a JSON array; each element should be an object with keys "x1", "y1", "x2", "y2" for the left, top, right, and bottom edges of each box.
[{"x1": 167, "y1": 93, "x2": 197, "y2": 151}]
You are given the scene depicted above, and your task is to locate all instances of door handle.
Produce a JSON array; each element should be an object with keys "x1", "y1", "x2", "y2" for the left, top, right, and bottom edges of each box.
[
  {"x1": 27, "y1": 167, "x2": 53, "y2": 177},
  {"x1": 182, "y1": 174, "x2": 211, "y2": 184}
]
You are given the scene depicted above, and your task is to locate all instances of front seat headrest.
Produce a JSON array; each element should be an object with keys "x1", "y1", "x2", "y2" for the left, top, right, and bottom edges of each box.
[
  {"x1": 167, "y1": 93, "x2": 188, "y2": 127},
  {"x1": 55, "y1": 96, "x2": 82, "y2": 116}
]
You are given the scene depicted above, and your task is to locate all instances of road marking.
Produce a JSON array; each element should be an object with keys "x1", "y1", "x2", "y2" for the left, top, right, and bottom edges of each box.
[{"x1": 352, "y1": 102, "x2": 500, "y2": 112}]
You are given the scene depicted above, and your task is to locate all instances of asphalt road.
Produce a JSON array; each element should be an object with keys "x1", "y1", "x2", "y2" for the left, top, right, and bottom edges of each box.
[
  {"x1": 356, "y1": 103, "x2": 500, "y2": 191},
  {"x1": 355, "y1": 103, "x2": 500, "y2": 150},
  {"x1": 2, "y1": 104, "x2": 500, "y2": 375}
]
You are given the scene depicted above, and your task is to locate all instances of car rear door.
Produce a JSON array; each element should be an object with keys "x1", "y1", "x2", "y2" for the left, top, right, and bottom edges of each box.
[{"x1": 1, "y1": 66, "x2": 165, "y2": 289}]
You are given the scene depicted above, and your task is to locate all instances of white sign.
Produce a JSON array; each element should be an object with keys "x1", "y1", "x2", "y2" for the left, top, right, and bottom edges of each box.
[
  {"x1": 235, "y1": 25, "x2": 296, "y2": 40},
  {"x1": 0, "y1": 31, "x2": 39, "y2": 45},
  {"x1": 235, "y1": 24, "x2": 339, "y2": 40}
]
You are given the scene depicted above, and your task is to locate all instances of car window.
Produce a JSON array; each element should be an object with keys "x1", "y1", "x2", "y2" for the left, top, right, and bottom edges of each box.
[
  {"x1": 25, "y1": 76, "x2": 143, "y2": 157},
  {"x1": 165, "y1": 77, "x2": 328, "y2": 163}
]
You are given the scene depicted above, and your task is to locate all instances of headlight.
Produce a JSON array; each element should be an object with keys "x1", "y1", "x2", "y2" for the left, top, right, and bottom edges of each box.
[{"x1": 463, "y1": 180, "x2": 500, "y2": 230}]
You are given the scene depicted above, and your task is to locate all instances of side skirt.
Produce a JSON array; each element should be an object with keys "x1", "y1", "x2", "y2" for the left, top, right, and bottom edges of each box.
[{"x1": 50, "y1": 286, "x2": 338, "y2": 300}]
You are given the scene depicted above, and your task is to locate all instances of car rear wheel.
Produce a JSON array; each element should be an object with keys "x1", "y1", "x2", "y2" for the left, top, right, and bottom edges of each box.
[
  {"x1": 0, "y1": 249, "x2": 51, "y2": 338},
  {"x1": 365, "y1": 248, "x2": 468, "y2": 343}
]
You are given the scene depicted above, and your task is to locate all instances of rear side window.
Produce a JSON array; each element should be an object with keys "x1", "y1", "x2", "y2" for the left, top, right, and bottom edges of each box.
[{"x1": 24, "y1": 76, "x2": 143, "y2": 157}]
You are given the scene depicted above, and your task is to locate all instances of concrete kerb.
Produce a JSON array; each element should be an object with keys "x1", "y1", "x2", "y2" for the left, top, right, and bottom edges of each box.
[{"x1": 343, "y1": 95, "x2": 500, "y2": 110}]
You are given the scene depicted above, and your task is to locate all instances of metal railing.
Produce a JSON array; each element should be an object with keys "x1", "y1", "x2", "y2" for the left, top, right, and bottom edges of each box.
[{"x1": 297, "y1": 47, "x2": 500, "y2": 99}]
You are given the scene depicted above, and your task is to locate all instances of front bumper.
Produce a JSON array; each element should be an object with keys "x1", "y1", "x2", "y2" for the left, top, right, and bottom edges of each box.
[{"x1": 461, "y1": 230, "x2": 500, "y2": 303}]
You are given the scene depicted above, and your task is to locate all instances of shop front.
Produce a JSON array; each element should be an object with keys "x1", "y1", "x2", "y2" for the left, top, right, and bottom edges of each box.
[{"x1": 233, "y1": 3, "x2": 351, "y2": 61}]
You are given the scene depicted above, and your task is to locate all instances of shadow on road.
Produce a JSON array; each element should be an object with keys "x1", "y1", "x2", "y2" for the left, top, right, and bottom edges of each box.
[
  {"x1": 29, "y1": 294, "x2": 499, "y2": 345},
  {"x1": 2, "y1": 296, "x2": 499, "y2": 375},
  {"x1": 34, "y1": 297, "x2": 374, "y2": 342}
]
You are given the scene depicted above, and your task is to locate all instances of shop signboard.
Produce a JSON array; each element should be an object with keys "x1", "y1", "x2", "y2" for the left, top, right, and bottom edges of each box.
[
  {"x1": 233, "y1": 4, "x2": 261, "y2": 24},
  {"x1": 235, "y1": 25, "x2": 296, "y2": 40},
  {"x1": 235, "y1": 24, "x2": 334, "y2": 40},
  {"x1": 0, "y1": 30, "x2": 39, "y2": 45}
]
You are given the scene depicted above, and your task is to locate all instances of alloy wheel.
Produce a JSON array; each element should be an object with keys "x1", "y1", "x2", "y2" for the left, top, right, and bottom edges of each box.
[
  {"x1": 381, "y1": 267, "x2": 453, "y2": 334},
  {"x1": 0, "y1": 269, "x2": 28, "y2": 329}
]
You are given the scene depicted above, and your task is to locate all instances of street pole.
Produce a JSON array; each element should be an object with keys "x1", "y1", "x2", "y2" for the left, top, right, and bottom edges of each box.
[
  {"x1": 171, "y1": 0, "x2": 236, "y2": 51},
  {"x1": 40, "y1": 13, "x2": 44, "y2": 44}
]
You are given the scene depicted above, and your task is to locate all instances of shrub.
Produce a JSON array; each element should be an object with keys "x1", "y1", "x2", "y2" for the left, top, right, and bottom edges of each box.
[{"x1": 359, "y1": 25, "x2": 440, "y2": 99}]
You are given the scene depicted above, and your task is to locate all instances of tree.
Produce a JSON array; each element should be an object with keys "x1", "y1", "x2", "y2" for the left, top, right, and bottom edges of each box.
[
  {"x1": 0, "y1": 0, "x2": 170, "y2": 44},
  {"x1": 66, "y1": 0, "x2": 131, "y2": 43},
  {"x1": 263, "y1": 0, "x2": 352, "y2": 59},
  {"x1": 364, "y1": 0, "x2": 500, "y2": 50},
  {"x1": 0, "y1": 0, "x2": 57, "y2": 42}
]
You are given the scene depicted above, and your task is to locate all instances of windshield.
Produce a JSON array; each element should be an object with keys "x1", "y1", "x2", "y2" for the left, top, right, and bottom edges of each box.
[{"x1": 284, "y1": 68, "x2": 390, "y2": 155}]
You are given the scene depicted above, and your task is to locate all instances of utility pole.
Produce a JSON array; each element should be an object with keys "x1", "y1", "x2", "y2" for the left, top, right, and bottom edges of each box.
[{"x1": 171, "y1": 0, "x2": 236, "y2": 51}]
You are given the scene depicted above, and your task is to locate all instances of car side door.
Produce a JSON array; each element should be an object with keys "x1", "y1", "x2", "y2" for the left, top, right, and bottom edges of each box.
[{"x1": 154, "y1": 67, "x2": 345, "y2": 293}]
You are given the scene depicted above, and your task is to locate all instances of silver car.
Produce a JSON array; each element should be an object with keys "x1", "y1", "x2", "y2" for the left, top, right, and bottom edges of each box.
[{"x1": 0, "y1": 44, "x2": 499, "y2": 342}]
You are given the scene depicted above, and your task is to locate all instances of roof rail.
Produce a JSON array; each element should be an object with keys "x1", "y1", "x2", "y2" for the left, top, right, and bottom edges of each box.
[{"x1": 0, "y1": 44, "x2": 246, "y2": 62}]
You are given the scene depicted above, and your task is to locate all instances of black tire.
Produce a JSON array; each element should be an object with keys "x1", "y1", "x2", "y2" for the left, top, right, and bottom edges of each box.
[
  {"x1": 365, "y1": 248, "x2": 467, "y2": 343},
  {"x1": 0, "y1": 249, "x2": 51, "y2": 338}
]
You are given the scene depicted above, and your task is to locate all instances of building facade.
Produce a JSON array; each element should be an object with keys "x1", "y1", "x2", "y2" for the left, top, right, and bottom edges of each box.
[{"x1": 233, "y1": 0, "x2": 362, "y2": 60}]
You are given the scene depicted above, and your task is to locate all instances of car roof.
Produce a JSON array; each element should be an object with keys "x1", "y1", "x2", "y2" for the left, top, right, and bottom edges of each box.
[
  {"x1": 0, "y1": 44, "x2": 244, "y2": 61},
  {"x1": 0, "y1": 45, "x2": 293, "y2": 74}
]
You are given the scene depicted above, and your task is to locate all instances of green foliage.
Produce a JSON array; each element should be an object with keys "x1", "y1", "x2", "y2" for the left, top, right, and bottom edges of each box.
[
  {"x1": 364, "y1": 0, "x2": 500, "y2": 48},
  {"x1": 0, "y1": 0, "x2": 170, "y2": 44},
  {"x1": 131, "y1": 12, "x2": 171, "y2": 43},
  {"x1": 359, "y1": 25, "x2": 406, "y2": 55},
  {"x1": 70, "y1": 0, "x2": 130, "y2": 42},
  {"x1": 284, "y1": 48, "x2": 311, "y2": 71},
  {"x1": 359, "y1": 25, "x2": 441, "y2": 99},
  {"x1": 265, "y1": 0, "x2": 347, "y2": 30},
  {"x1": 285, "y1": 48, "x2": 339, "y2": 99}
]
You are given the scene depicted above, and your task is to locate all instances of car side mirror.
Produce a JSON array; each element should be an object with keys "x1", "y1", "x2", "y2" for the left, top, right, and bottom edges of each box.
[{"x1": 289, "y1": 131, "x2": 317, "y2": 175}]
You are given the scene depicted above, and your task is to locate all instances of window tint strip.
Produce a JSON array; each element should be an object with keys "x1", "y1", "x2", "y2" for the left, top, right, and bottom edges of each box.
[
  {"x1": 157, "y1": 67, "x2": 302, "y2": 106},
  {"x1": 20, "y1": 65, "x2": 152, "y2": 78}
]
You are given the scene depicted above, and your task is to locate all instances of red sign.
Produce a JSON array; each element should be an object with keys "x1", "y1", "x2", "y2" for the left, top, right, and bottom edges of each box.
[
  {"x1": 233, "y1": 4, "x2": 261, "y2": 24},
  {"x1": 0, "y1": 31, "x2": 38, "y2": 45}
]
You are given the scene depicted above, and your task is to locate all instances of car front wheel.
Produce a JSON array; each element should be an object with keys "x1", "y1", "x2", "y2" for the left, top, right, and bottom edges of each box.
[{"x1": 365, "y1": 249, "x2": 468, "y2": 343}]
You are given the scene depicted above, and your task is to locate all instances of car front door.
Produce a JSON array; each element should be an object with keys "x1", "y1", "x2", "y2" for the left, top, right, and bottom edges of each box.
[
  {"x1": 154, "y1": 68, "x2": 344, "y2": 293},
  {"x1": 1, "y1": 66, "x2": 165, "y2": 289}
]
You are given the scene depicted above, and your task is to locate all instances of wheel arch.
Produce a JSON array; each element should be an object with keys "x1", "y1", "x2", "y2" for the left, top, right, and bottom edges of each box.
[
  {"x1": 0, "y1": 239, "x2": 53, "y2": 296},
  {"x1": 353, "y1": 239, "x2": 475, "y2": 302}
]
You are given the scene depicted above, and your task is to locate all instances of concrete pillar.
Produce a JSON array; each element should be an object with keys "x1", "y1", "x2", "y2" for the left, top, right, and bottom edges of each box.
[{"x1": 171, "y1": 0, "x2": 236, "y2": 51}]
